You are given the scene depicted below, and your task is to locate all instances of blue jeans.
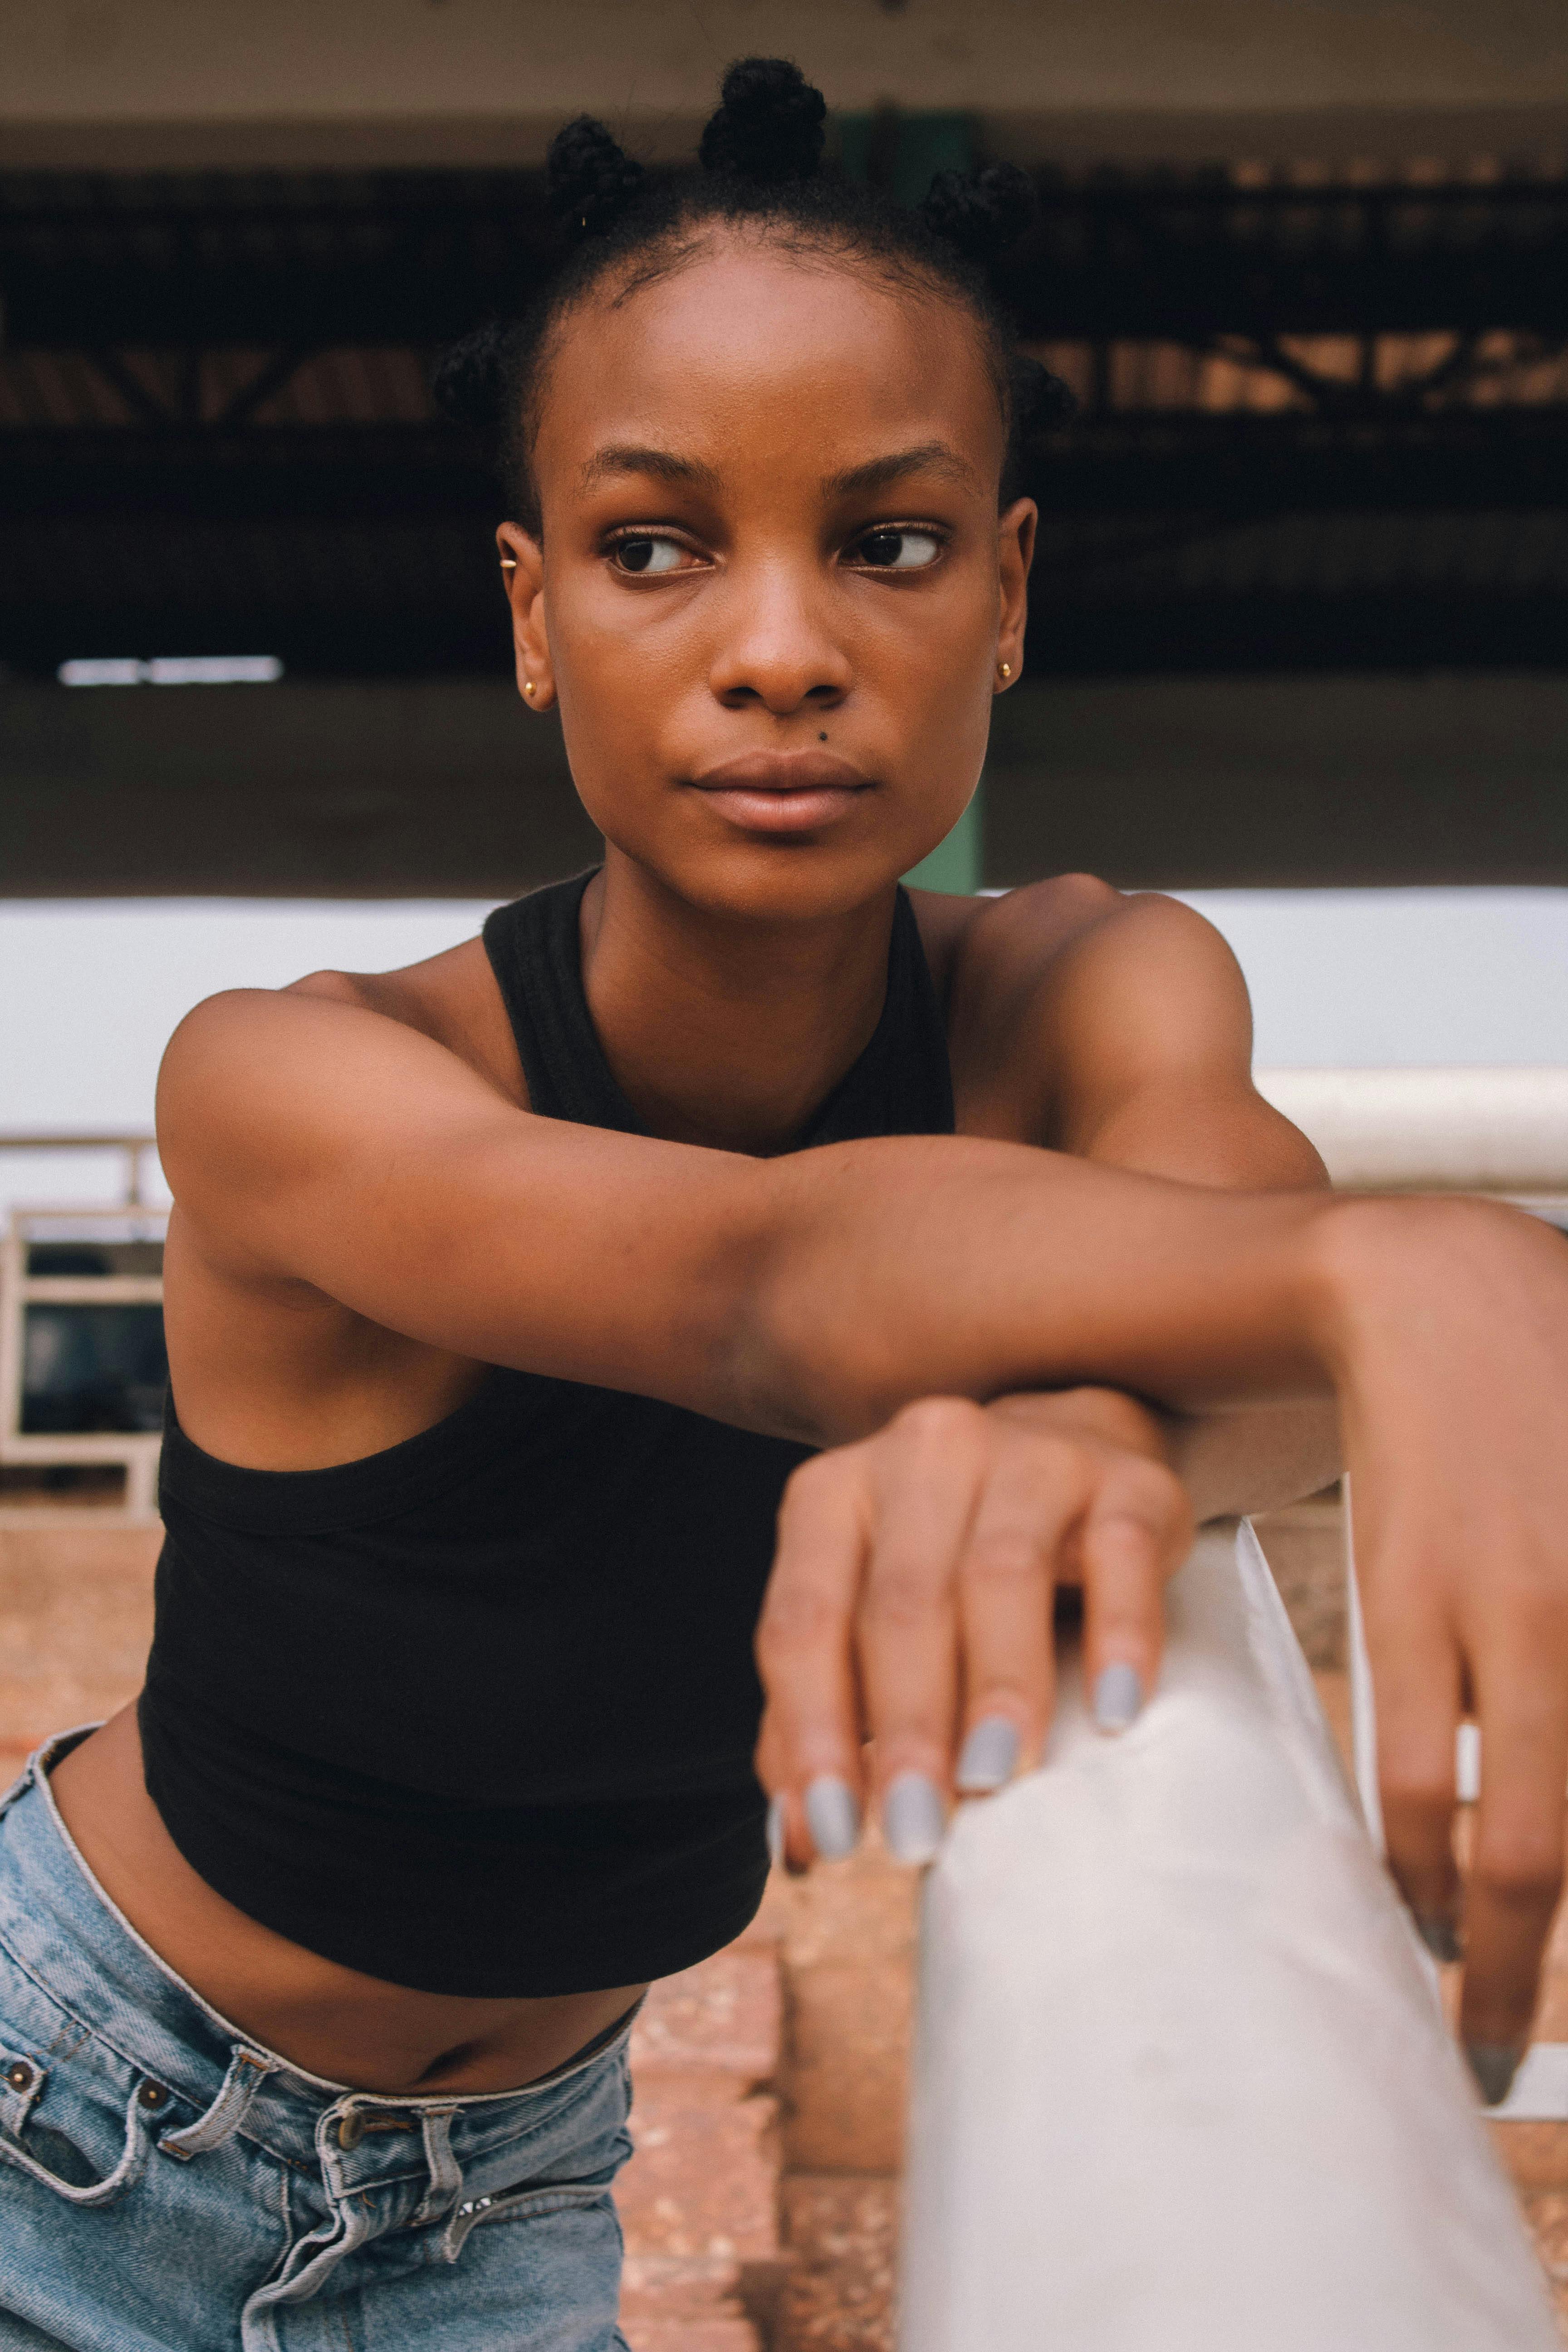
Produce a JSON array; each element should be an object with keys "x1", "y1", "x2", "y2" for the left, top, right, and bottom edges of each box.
[{"x1": 0, "y1": 1732, "x2": 636, "y2": 2351}]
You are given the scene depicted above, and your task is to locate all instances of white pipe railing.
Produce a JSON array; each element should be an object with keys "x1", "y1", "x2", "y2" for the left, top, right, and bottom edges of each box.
[
  {"x1": 901, "y1": 1524, "x2": 1560, "y2": 2351},
  {"x1": 1257, "y1": 1066, "x2": 1568, "y2": 1198}
]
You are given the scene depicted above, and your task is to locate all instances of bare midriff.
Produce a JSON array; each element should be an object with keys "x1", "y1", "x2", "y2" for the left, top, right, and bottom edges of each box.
[{"x1": 49, "y1": 1707, "x2": 647, "y2": 2097}]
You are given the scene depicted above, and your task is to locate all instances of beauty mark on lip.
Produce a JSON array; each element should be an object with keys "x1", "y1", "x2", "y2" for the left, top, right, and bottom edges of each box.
[{"x1": 689, "y1": 750, "x2": 872, "y2": 835}]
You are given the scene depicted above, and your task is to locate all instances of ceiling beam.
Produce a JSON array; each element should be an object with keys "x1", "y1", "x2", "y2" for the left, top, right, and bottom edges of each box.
[
  {"x1": 5, "y1": 408, "x2": 1566, "y2": 525},
  {"x1": 4, "y1": 172, "x2": 1567, "y2": 349}
]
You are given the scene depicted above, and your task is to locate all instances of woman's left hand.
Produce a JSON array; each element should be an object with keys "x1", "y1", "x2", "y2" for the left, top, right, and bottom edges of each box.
[{"x1": 755, "y1": 1386, "x2": 1194, "y2": 1868}]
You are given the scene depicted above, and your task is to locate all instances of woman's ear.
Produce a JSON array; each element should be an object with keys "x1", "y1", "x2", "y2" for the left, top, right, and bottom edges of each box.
[
  {"x1": 995, "y1": 498, "x2": 1035, "y2": 692},
  {"x1": 496, "y1": 522, "x2": 555, "y2": 711}
]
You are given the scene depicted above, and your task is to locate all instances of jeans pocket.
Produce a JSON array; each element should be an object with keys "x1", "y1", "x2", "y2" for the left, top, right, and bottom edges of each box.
[{"x1": 0, "y1": 1949, "x2": 152, "y2": 2210}]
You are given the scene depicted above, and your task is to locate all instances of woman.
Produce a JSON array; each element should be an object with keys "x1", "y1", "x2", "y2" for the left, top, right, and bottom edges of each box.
[{"x1": 4, "y1": 60, "x2": 1566, "y2": 2352}]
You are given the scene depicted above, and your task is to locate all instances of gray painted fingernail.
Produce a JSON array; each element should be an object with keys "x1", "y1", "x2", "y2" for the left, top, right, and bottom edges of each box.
[
  {"x1": 1093, "y1": 1662, "x2": 1144, "y2": 1734},
  {"x1": 1416, "y1": 1914, "x2": 1463, "y2": 1966},
  {"x1": 1465, "y1": 2042, "x2": 1525, "y2": 2107},
  {"x1": 766, "y1": 1794, "x2": 786, "y2": 1871},
  {"x1": 804, "y1": 1776, "x2": 860, "y2": 1862},
  {"x1": 956, "y1": 1717, "x2": 1019, "y2": 1794},
  {"x1": 883, "y1": 1772, "x2": 946, "y2": 1866}
]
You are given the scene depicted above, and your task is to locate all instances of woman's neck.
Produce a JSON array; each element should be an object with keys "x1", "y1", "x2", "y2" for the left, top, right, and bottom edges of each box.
[{"x1": 579, "y1": 855, "x2": 898, "y2": 1156}]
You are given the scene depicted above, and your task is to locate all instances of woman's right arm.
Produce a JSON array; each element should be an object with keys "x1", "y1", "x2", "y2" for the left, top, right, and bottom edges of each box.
[
  {"x1": 161, "y1": 983, "x2": 1343, "y2": 1438},
  {"x1": 158, "y1": 981, "x2": 1559, "y2": 1444}
]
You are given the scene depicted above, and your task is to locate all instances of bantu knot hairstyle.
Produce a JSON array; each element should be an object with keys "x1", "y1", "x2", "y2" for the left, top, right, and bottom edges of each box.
[
  {"x1": 921, "y1": 162, "x2": 1036, "y2": 266},
  {"x1": 433, "y1": 57, "x2": 1074, "y2": 531},
  {"x1": 1016, "y1": 353, "x2": 1078, "y2": 432},
  {"x1": 429, "y1": 317, "x2": 515, "y2": 442},
  {"x1": 548, "y1": 113, "x2": 647, "y2": 234},
  {"x1": 699, "y1": 57, "x2": 827, "y2": 184}
]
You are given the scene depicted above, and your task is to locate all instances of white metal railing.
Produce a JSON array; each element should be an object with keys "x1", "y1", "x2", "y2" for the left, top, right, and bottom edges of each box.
[
  {"x1": 0, "y1": 1135, "x2": 165, "y2": 1520},
  {"x1": 0, "y1": 1131, "x2": 162, "y2": 1210},
  {"x1": 1257, "y1": 1065, "x2": 1568, "y2": 1212}
]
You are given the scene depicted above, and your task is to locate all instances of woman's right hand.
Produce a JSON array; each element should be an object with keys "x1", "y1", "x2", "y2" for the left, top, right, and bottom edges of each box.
[{"x1": 754, "y1": 1383, "x2": 1193, "y2": 1872}]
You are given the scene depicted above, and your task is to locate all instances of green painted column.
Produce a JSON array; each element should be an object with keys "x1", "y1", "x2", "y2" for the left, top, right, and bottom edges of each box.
[
  {"x1": 901, "y1": 790, "x2": 983, "y2": 894},
  {"x1": 839, "y1": 108, "x2": 985, "y2": 897},
  {"x1": 838, "y1": 109, "x2": 975, "y2": 208}
]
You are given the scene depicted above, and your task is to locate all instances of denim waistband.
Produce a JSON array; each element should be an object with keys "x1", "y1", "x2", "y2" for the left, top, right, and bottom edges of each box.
[{"x1": 0, "y1": 1728, "x2": 641, "y2": 2183}]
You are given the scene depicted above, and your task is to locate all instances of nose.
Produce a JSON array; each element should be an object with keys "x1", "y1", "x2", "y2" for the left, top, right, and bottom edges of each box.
[{"x1": 708, "y1": 561, "x2": 851, "y2": 717}]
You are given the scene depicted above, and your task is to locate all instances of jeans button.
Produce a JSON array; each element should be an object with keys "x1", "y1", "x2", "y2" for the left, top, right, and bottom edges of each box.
[
  {"x1": 338, "y1": 2109, "x2": 365, "y2": 2149},
  {"x1": 137, "y1": 2080, "x2": 170, "y2": 2111},
  {"x1": 5, "y1": 2060, "x2": 34, "y2": 2093}
]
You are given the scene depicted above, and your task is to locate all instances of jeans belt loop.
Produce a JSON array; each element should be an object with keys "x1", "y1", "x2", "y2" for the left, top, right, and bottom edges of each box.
[
  {"x1": 157, "y1": 2044, "x2": 277, "y2": 2163},
  {"x1": 412, "y1": 2106, "x2": 464, "y2": 2225}
]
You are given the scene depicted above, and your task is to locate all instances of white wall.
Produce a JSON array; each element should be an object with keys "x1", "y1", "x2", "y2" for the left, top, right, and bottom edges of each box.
[
  {"x1": 0, "y1": 900, "x2": 498, "y2": 1217},
  {"x1": 2, "y1": 887, "x2": 1565, "y2": 1221},
  {"x1": 1176, "y1": 889, "x2": 1568, "y2": 1069}
]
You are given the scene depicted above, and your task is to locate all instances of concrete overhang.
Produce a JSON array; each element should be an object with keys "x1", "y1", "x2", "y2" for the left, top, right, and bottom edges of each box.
[
  {"x1": 4, "y1": 672, "x2": 1565, "y2": 897},
  {"x1": 4, "y1": 0, "x2": 1568, "y2": 172}
]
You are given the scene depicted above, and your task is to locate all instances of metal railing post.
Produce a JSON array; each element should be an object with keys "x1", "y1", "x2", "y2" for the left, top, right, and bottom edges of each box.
[{"x1": 0, "y1": 1133, "x2": 167, "y2": 1522}]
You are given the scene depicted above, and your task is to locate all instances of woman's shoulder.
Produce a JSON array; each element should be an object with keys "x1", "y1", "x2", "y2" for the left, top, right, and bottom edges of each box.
[
  {"x1": 909, "y1": 871, "x2": 1126, "y2": 1004},
  {"x1": 285, "y1": 937, "x2": 525, "y2": 1105},
  {"x1": 928, "y1": 873, "x2": 1250, "y2": 1001},
  {"x1": 156, "y1": 935, "x2": 531, "y2": 1230},
  {"x1": 164, "y1": 935, "x2": 528, "y2": 1117},
  {"x1": 930, "y1": 877, "x2": 1262, "y2": 1146}
]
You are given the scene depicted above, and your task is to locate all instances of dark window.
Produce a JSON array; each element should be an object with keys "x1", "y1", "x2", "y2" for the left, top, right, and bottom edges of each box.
[{"x1": 21, "y1": 1304, "x2": 167, "y2": 1434}]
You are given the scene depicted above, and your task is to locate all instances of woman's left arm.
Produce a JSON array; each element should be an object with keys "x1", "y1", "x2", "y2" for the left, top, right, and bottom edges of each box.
[{"x1": 944, "y1": 877, "x2": 1343, "y2": 1519}]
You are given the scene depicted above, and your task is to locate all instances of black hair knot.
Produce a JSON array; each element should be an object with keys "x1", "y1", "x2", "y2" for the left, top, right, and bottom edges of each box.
[
  {"x1": 922, "y1": 162, "x2": 1035, "y2": 265},
  {"x1": 430, "y1": 319, "x2": 514, "y2": 440},
  {"x1": 547, "y1": 115, "x2": 646, "y2": 237},
  {"x1": 699, "y1": 57, "x2": 826, "y2": 186},
  {"x1": 1012, "y1": 352, "x2": 1079, "y2": 434}
]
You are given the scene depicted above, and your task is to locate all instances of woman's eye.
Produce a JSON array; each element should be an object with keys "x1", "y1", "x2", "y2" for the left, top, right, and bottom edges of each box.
[
  {"x1": 610, "y1": 535, "x2": 689, "y2": 576},
  {"x1": 852, "y1": 527, "x2": 944, "y2": 572}
]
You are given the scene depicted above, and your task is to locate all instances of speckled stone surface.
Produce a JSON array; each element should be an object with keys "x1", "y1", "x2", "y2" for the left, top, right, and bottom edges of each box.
[
  {"x1": 752, "y1": 1831, "x2": 918, "y2": 1975},
  {"x1": 784, "y1": 1959, "x2": 912, "y2": 2175},
  {"x1": 1523, "y1": 2192, "x2": 1568, "y2": 2332},
  {"x1": 779, "y1": 2177, "x2": 899, "y2": 2352},
  {"x1": 619, "y1": 2077, "x2": 780, "y2": 2264},
  {"x1": 630, "y1": 1948, "x2": 780, "y2": 2084},
  {"x1": 1252, "y1": 1497, "x2": 1348, "y2": 1671},
  {"x1": 0, "y1": 1522, "x2": 158, "y2": 1769},
  {"x1": 761, "y1": 1837, "x2": 916, "y2": 2348},
  {"x1": 1530, "y1": 1902, "x2": 1568, "y2": 2046},
  {"x1": 626, "y1": 2324, "x2": 763, "y2": 2351},
  {"x1": 619, "y1": 1951, "x2": 786, "y2": 2351},
  {"x1": 619, "y1": 2253, "x2": 771, "y2": 2352}
]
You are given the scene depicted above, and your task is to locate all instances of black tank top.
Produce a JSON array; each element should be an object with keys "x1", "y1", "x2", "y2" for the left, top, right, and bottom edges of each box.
[{"x1": 140, "y1": 875, "x2": 955, "y2": 1997}]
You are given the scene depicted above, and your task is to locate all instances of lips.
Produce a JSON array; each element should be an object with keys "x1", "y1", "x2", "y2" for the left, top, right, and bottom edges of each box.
[{"x1": 688, "y1": 750, "x2": 872, "y2": 836}]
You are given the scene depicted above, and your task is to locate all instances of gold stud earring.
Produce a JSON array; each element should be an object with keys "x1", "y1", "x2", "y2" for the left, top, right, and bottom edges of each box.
[
  {"x1": 998, "y1": 661, "x2": 1013, "y2": 681},
  {"x1": 500, "y1": 557, "x2": 517, "y2": 572},
  {"x1": 523, "y1": 680, "x2": 536, "y2": 696}
]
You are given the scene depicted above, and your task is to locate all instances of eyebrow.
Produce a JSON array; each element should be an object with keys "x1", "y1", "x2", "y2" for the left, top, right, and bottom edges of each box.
[
  {"x1": 823, "y1": 442, "x2": 981, "y2": 497},
  {"x1": 577, "y1": 444, "x2": 723, "y2": 494},
  {"x1": 576, "y1": 438, "x2": 980, "y2": 500}
]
